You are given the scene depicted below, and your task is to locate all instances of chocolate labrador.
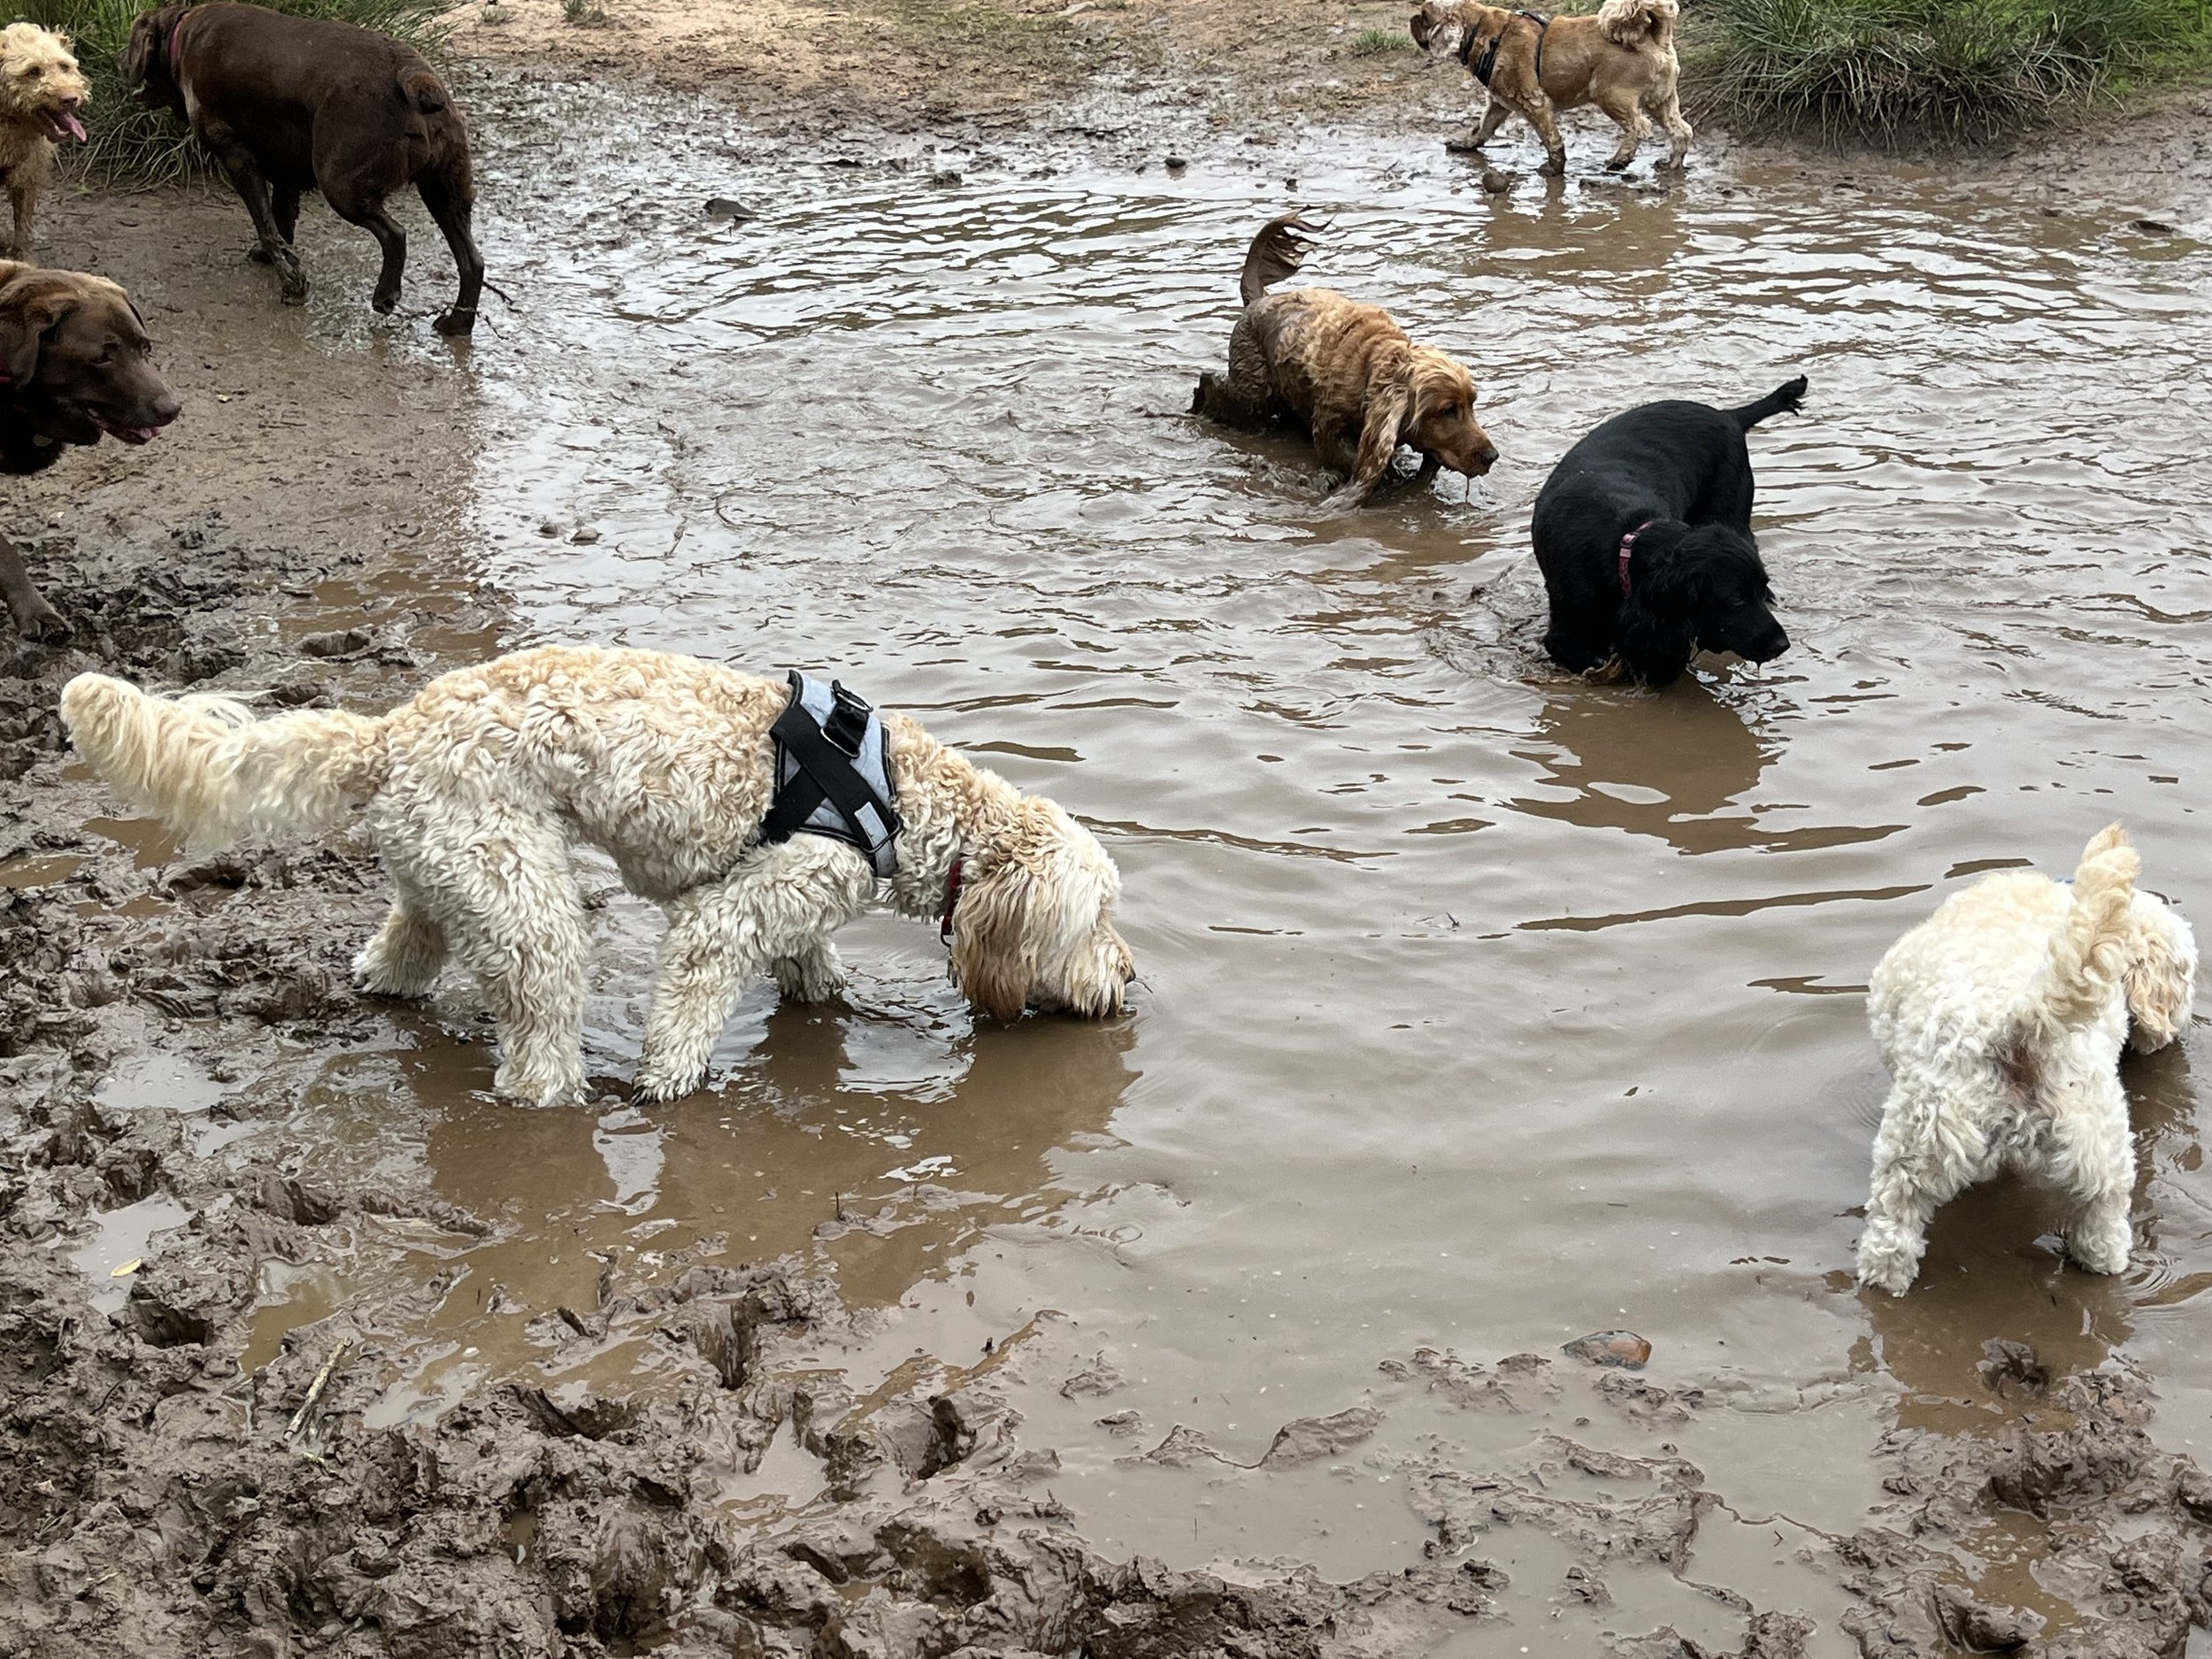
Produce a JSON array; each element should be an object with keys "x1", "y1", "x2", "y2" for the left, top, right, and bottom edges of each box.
[
  {"x1": 121, "y1": 2, "x2": 484, "y2": 335},
  {"x1": 0, "y1": 263, "x2": 182, "y2": 641}
]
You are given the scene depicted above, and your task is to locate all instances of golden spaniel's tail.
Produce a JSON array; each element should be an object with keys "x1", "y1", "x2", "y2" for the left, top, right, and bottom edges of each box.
[
  {"x1": 2016, "y1": 824, "x2": 2140, "y2": 1041},
  {"x1": 1597, "y1": 0, "x2": 1678, "y2": 50},
  {"x1": 1237, "y1": 212, "x2": 1327, "y2": 306},
  {"x1": 58, "y1": 672, "x2": 389, "y2": 853}
]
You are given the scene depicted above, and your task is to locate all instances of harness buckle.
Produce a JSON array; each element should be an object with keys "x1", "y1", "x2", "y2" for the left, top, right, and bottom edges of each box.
[{"x1": 822, "y1": 680, "x2": 871, "y2": 757}]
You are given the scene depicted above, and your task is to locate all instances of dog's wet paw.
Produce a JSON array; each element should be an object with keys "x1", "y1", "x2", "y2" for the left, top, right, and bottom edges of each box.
[
  {"x1": 432, "y1": 309, "x2": 477, "y2": 337},
  {"x1": 13, "y1": 603, "x2": 70, "y2": 644}
]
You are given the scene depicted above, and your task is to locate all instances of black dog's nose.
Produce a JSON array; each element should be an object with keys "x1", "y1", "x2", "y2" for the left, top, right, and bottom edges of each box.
[{"x1": 1752, "y1": 626, "x2": 1791, "y2": 664}]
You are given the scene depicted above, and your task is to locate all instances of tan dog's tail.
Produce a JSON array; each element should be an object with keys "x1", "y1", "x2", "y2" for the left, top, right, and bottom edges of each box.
[
  {"x1": 2015, "y1": 825, "x2": 2140, "y2": 1041},
  {"x1": 59, "y1": 672, "x2": 390, "y2": 853},
  {"x1": 1238, "y1": 212, "x2": 1327, "y2": 306},
  {"x1": 1596, "y1": 0, "x2": 1678, "y2": 50}
]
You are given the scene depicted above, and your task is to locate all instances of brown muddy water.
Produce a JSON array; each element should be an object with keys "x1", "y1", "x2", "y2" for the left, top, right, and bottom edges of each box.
[{"x1": 44, "y1": 76, "x2": 2212, "y2": 1651}]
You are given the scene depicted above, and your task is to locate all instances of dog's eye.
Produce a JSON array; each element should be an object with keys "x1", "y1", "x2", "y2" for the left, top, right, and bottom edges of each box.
[{"x1": 1434, "y1": 404, "x2": 1457, "y2": 421}]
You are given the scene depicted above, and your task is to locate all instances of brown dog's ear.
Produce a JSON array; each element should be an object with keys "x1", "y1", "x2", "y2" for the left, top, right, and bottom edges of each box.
[
  {"x1": 1409, "y1": 8, "x2": 1434, "y2": 48},
  {"x1": 0, "y1": 277, "x2": 66, "y2": 388},
  {"x1": 118, "y1": 9, "x2": 169, "y2": 88},
  {"x1": 1351, "y1": 376, "x2": 1414, "y2": 492}
]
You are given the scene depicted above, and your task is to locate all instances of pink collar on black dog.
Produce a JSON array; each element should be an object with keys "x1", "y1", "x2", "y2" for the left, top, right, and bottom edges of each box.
[{"x1": 1618, "y1": 520, "x2": 1655, "y2": 597}]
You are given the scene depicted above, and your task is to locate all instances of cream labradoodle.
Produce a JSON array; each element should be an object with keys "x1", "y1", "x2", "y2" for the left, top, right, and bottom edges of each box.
[
  {"x1": 0, "y1": 23, "x2": 90, "y2": 260},
  {"x1": 60, "y1": 647, "x2": 1135, "y2": 1106},
  {"x1": 1855, "y1": 825, "x2": 2196, "y2": 1294}
]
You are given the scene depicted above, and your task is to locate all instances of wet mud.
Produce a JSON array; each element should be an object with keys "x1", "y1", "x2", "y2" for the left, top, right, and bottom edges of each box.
[{"x1": 7, "y1": 55, "x2": 2212, "y2": 1659}]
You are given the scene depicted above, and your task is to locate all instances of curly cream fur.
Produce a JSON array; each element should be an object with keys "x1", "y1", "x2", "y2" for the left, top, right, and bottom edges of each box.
[
  {"x1": 0, "y1": 23, "x2": 89, "y2": 259},
  {"x1": 59, "y1": 647, "x2": 1133, "y2": 1107},
  {"x1": 1855, "y1": 825, "x2": 2198, "y2": 1295},
  {"x1": 1410, "y1": 0, "x2": 1689, "y2": 174}
]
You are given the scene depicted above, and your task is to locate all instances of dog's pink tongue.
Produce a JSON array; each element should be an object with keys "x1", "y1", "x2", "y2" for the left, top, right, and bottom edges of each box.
[
  {"x1": 57, "y1": 111, "x2": 87, "y2": 142},
  {"x1": 126, "y1": 426, "x2": 158, "y2": 444}
]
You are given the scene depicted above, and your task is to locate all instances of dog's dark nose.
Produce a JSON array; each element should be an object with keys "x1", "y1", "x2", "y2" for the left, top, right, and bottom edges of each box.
[
  {"x1": 59, "y1": 93, "x2": 84, "y2": 109},
  {"x1": 1477, "y1": 443, "x2": 1500, "y2": 468},
  {"x1": 1753, "y1": 626, "x2": 1790, "y2": 663},
  {"x1": 151, "y1": 392, "x2": 183, "y2": 426}
]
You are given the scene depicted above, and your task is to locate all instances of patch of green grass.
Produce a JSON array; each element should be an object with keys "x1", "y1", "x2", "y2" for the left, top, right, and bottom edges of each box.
[
  {"x1": 1690, "y1": 0, "x2": 2212, "y2": 142},
  {"x1": 23, "y1": 0, "x2": 452, "y2": 184},
  {"x1": 1349, "y1": 26, "x2": 1413, "y2": 54}
]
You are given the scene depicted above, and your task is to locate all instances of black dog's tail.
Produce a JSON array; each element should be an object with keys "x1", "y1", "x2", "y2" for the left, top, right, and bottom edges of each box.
[
  {"x1": 1238, "y1": 212, "x2": 1327, "y2": 306},
  {"x1": 1724, "y1": 374, "x2": 1808, "y2": 432}
]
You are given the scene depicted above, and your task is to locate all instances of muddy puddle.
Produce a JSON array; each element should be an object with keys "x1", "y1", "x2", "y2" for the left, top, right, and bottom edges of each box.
[{"x1": 12, "y1": 72, "x2": 2212, "y2": 1655}]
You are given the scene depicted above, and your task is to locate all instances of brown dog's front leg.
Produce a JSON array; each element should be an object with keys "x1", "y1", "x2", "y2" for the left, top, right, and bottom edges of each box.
[
  {"x1": 1525, "y1": 98, "x2": 1568, "y2": 177},
  {"x1": 0, "y1": 531, "x2": 67, "y2": 642},
  {"x1": 204, "y1": 127, "x2": 308, "y2": 304}
]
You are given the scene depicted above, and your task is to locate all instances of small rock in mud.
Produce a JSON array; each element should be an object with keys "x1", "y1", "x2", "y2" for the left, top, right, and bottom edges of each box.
[
  {"x1": 570, "y1": 526, "x2": 602, "y2": 545},
  {"x1": 1164, "y1": 155, "x2": 1187, "y2": 173},
  {"x1": 704, "y1": 196, "x2": 757, "y2": 220},
  {"x1": 1481, "y1": 167, "x2": 1511, "y2": 193},
  {"x1": 1932, "y1": 1583, "x2": 2043, "y2": 1651},
  {"x1": 2130, "y1": 217, "x2": 2178, "y2": 234},
  {"x1": 296, "y1": 626, "x2": 373, "y2": 658},
  {"x1": 1563, "y1": 1330, "x2": 1651, "y2": 1370},
  {"x1": 1260, "y1": 1402, "x2": 1381, "y2": 1468}
]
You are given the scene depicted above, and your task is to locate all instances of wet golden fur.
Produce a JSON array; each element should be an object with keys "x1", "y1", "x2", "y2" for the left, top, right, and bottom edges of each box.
[
  {"x1": 0, "y1": 23, "x2": 89, "y2": 259},
  {"x1": 1410, "y1": 0, "x2": 1690, "y2": 175},
  {"x1": 60, "y1": 647, "x2": 1135, "y2": 1107},
  {"x1": 1193, "y1": 216, "x2": 1498, "y2": 509}
]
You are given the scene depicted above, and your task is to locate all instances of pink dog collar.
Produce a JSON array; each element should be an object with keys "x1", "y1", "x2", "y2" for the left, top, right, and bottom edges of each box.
[{"x1": 1618, "y1": 520, "x2": 1654, "y2": 597}]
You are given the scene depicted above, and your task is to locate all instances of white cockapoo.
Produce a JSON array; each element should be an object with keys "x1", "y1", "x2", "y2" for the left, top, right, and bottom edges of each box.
[
  {"x1": 1855, "y1": 824, "x2": 2196, "y2": 1294},
  {"x1": 59, "y1": 647, "x2": 1136, "y2": 1107}
]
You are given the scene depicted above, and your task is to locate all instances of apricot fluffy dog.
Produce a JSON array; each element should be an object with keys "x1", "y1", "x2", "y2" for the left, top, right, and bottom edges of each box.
[
  {"x1": 1409, "y1": 0, "x2": 1690, "y2": 176},
  {"x1": 1855, "y1": 826, "x2": 2196, "y2": 1295},
  {"x1": 1192, "y1": 213, "x2": 1497, "y2": 510},
  {"x1": 0, "y1": 23, "x2": 90, "y2": 259},
  {"x1": 60, "y1": 647, "x2": 1136, "y2": 1107}
]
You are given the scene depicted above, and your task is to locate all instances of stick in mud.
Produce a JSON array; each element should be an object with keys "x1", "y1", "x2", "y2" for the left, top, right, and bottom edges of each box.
[{"x1": 287, "y1": 1338, "x2": 355, "y2": 1455}]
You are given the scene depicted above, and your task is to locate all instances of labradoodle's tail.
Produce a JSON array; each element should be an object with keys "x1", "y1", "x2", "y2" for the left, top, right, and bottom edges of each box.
[
  {"x1": 2016, "y1": 823, "x2": 2141, "y2": 1040},
  {"x1": 59, "y1": 672, "x2": 389, "y2": 853}
]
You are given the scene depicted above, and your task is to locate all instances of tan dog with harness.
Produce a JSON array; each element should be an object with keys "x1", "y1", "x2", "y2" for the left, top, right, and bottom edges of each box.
[{"x1": 1410, "y1": 0, "x2": 1691, "y2": 176}]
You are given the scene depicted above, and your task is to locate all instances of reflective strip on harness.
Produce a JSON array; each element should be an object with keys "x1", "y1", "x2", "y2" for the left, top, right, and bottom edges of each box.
[{"x1": 756, "y1": 672, "x2": 902, "y2": 879}]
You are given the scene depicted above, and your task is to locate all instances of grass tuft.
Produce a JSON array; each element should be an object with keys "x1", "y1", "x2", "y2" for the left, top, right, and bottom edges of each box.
[
  {"x1": 1690, "y1": 0, "x2": 2212, "y2": 143},
  {"x1": 22, "y1": 0, "x2": 452, "y2": 185},
  {"x1": 1349, "y1": 26, "x2": 1413, "y2": 53}
]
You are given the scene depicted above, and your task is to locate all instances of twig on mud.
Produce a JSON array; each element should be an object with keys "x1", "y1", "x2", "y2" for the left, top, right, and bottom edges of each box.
[{"x1": 286, "y1": 1338, "x2": 354, "y2": 1457}]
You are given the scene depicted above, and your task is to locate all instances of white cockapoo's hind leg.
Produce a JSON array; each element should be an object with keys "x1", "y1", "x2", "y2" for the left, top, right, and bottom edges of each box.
[
  {"x1": 1855, "y1": 1078, "x2": 1982, "y2": 1296},
  {"x1": 634, "y1": 838, "x2": 873, "y2": 1103},
  {"x1": 2047, "y1": 1067, "x2": 2139, "y2": 1277}
]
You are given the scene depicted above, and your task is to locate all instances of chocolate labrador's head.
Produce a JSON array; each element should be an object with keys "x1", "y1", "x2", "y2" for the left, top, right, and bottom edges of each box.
[
  {"x1": 118, "y1": 4, "x2": 189, "y2": 111},
  {"x1": 0, "y1": 265, "x2": 182, "y2": 452}
]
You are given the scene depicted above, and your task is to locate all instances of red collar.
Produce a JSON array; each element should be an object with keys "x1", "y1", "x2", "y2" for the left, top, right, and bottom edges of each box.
[
  {"x1": 1618, "y1": 520, "x2": 1654, "y2": 597},
  {"x1": 940, "y1": 856, "x2": 964, "y2": 944},
  {"x1": 165, "y1": 10, "x2": 195, "y2": 81}
]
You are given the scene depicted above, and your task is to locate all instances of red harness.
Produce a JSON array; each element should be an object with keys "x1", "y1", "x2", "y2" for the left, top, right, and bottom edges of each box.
[
  {"x1": 1618, "y1": 520, "x2": 1655, "y2": 597},
  {"x1": 940, "y1": 856, "x2": 964, "y2": 944}
]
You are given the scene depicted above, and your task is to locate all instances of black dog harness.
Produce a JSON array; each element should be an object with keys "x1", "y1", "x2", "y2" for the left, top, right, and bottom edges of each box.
[
  {"x1": 1461, "y1": 9, "x2": 1551, "y2": 87},
  {"x1": 757, "y1": 672, "x2": 902, "y2": 879}
]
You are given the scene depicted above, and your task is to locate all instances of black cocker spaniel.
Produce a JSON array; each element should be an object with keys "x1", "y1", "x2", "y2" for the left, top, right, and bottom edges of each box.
[{"x1": 1532, "y1": 376, "x2": 1805, "y2": 687}]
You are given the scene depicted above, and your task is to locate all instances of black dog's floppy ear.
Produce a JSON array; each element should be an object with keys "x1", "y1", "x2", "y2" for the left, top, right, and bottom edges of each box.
[
  {"x1": 1409, "y1": 8, "x2": 1435, "y2": 48},
  {"x1": 1617, "y1": 523, "x2": 1701, "y2": 687}
]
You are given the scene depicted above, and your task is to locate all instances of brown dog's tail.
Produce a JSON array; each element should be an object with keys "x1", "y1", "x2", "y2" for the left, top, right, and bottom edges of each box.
[
  {"x1": 59, "y1": 672, "x2": 389, "y2": 853},
  {"x1": 1238, "y1": 212, "x2": 1326, "y2": 307},
  {"x1": 401, "y1": 65, "x2": 449, "y2": 115},
  {"x1": 1595, "y1": 0, "x2": 1678, "y2": 49}
]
